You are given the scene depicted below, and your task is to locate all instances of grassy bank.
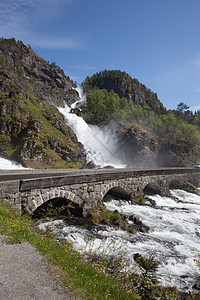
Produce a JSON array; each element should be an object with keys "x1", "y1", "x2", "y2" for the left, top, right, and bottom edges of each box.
[{"x1": 0, "y1": 201, "x2": 137, "y2": 300}]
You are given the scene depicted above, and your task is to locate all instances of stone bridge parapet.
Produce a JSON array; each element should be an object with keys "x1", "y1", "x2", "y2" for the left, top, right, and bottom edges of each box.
[{"x1": 0, "y1": 168, "x2": 200, "y2": 217}]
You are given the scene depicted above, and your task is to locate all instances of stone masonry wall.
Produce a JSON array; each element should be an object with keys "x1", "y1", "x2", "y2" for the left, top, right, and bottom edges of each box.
[{"x1": 1, "y1": 171, "x2": 199, "y2": 217}]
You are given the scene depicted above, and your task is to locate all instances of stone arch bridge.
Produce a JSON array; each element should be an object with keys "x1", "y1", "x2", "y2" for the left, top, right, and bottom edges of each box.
[{"x1": 0, "y1": 168, "x2": 200, "y2": 217}]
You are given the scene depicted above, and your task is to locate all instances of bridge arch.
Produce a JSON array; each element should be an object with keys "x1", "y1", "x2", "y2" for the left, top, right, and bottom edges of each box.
[
  {"x1": 102, "y1": 181, "x2": 131, "y2": 201},
  {"x1": 22, "y1": 188, "x2": 83, "y2": 215},
  {"x1": 143, "y1": 181, "x2": 162, "y2": 196},
  {"x1": 31, "y1": 197, "x2": 83, "y2": 219}
]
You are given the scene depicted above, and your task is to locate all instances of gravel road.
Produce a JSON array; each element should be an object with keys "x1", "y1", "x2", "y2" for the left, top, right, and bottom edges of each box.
[{"x1": 0, "y1": 235, "x2": 69, "y2": 300}]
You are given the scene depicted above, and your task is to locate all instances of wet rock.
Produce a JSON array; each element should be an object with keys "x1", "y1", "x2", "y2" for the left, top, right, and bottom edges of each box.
[
  {"x1": 133, "y1": 216, "x2": 150, "y2": 232},
  {"x1": 139, "y1": 225, "x2": 150, "y2": 233},
  {"x1": 133, "y1": 217, "x2": 142, "y2": 226},
  {"x1": 193, "y1": 279, "x2": 200, "y2": 290},
  {"x1": 146, "y1": 198, "x2": 156, "y2": 207},
  {"x1": 128, "y1": 214, "x2": 135, "y2": 221}
]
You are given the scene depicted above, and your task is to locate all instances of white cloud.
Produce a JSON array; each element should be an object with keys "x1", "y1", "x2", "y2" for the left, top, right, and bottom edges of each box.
[
  {"x1": 73, "y1": 64, "x2": 96, "y2": 71},
  {"x1": 191, "y1": 104, "x2": 200, "y2": 112},
  {"x1": 0, "y1": 0, "x2": 83, "y2": 50},
  {"x1": 30, "y1": 36, "x2": 82, "y2": 50}
]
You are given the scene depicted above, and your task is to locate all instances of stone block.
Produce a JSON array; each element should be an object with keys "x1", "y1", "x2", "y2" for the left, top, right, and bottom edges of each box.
[
  {"x1": 83, "y1": 202, "x2": 92, "y2": 210},
  {"x1": 54, "y1": 188, "x2": 60, "y2": 198},
  {"x1": 27, "y1": 195, "x2": 34, "y2": 202},
  {"x1": 94, "y1": 192, "x2": 101, "y2": 199},
  {"x1": 42, "y1": 192, "x2": 50, "y2": 202},
  {"x1": 68, "y1": 191, "x2": 75, "y2": 201},
  {"x1": 94, "y1": 184, "x2": 101, "y2": 192},
  {"x1": 64, "y1": 190, "x2": 70, "y2": 199},
  {"x1": 59, "y1": 190, "x2": 65, "y2": 198},
  {"x1": 41, "y1": 189, "x2": 48, "y2": 193},
  {"x1": 13, "y1": 203, "x2": 21, "y2": 211},
  {"x1": 82, "y1": 193, "x2": 90, "y2": 200},
  {"x1": 77, "y1": 189, "x2": 83, "y2": 196},
  {"x1": 28, "y1": 200, "x2": 37, "y2": 212},
  {"x1": 34, "y1": 195, "x2": 44, "y2": 207},
  {"x1": 49, "y1": 189, "x2": 55, "y2": 199},
  {"x1": 73, "y1": 196, "x2": 83, "y2": 205},
  {"x1": 83, "y1": 186, "x2": 88, "y2": 193}
]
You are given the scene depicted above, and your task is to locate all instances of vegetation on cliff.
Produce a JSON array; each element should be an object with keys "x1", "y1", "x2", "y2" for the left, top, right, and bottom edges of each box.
[
  {"x1": 0, "y1": 90, "x2": 83, "y2": 168},
  {"x1": 82, "y1": 70, "x2": 165, "y2": 113},
  {"x1": 81, "y1": 71, "x2": 200, "y2": 167},
  {"x1": 0, "y1": 38, "x2": 85, "y2": 168}
]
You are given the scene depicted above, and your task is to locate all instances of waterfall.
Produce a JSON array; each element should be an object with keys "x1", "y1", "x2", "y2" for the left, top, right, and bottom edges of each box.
[
  {"x1": 0, "y1": 87, "x2": 125, "y2": 170},
  {"x1": 58, "y1": 87, "x2": 126, "y2": 168},
  {"x1": 0, "y1": 157, "x2": 27, "y2": 170}
]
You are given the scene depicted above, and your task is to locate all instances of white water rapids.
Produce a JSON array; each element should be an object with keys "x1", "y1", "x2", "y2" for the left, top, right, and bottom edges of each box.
[
  {"x1": 39, "y1": 189, "x2": 200, "y2": 293},
  {"x1": 58, "y1": 87, "x2": 125, "y2": 168}
]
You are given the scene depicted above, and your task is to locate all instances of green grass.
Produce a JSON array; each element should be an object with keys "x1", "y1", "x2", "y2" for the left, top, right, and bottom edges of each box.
[{"x1": 0, "y1": 201, "x2": 137, "y2": 300}]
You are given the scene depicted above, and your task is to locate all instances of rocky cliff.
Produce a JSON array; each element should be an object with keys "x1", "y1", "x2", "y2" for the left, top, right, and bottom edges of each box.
[
  {"x1": 82, "y1": 70, "x2": 199, "y2": 167},
  {"x1": 104, "y1": 120, "x2": 198, "y2": 168},
  {"x1": 0, "y1": 38, "x2": 85, "y2": 168},
  {"x1": 0, "y1": 38, "x2": 80, "y2": 107},
  {"x1": 115, "y1": 123, "x2": 160, "y2": 168},
  {"x1": 82, "y1": 70, "x2": 166, "y2": 113}
]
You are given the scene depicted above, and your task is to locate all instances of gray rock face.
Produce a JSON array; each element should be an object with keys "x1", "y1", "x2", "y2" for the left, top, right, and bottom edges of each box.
[
  {"x1": 107, "y1": 122, "x2": 161, "y2": 168},
  {"x1": 0, "y1": 38, "x2": 78, "y2": 107}
]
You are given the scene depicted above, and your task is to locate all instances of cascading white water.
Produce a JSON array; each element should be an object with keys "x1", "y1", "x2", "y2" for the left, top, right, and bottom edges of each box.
[
  {"x1": 0, "y1": 157, "x2": 27, "y2": 169},
  {"x1": 38, "y1": 189, "x2": 200, "y2": 293},
  {"x1": 0, "y1": 87, "x2": 125, "y2": 169},
  {"x1": 58, "y1": 87, "x2": 125, "y2": 168}
]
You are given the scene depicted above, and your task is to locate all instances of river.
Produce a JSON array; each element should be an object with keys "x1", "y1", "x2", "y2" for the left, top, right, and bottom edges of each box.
[{"x1": 38, "y1": 189, "x2": 200, "y2": 293}]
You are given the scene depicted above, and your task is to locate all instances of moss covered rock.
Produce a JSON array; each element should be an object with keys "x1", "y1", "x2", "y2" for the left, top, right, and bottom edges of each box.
[{"x1": 0, "y1": 90, "x2": 85, "y2": 168}]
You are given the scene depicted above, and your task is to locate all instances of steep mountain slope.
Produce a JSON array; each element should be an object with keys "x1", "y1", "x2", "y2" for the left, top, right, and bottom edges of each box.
[
  {"x1": 82, "y1": 70, "x2": 166, "y2": 113},
  {"x1": 0, "y1": 38, "x2": 85, "y2": 168},
  {"x1": 0, "y1": 38, "x2": 79, "y2": 106}
]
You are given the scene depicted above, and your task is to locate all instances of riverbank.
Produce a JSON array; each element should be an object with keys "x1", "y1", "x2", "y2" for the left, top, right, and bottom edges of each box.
[
  {"x1": 0, "y1": 201, "x2": 135, "y2": 300},
  {"x1": 1, "y1": 198, "x2": 200, "y2": 299}
]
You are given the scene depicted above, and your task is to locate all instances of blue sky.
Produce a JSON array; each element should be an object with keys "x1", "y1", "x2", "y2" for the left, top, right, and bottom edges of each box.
[{"x1": 1, "y1": 0, "x2": 200, "y2": 111}]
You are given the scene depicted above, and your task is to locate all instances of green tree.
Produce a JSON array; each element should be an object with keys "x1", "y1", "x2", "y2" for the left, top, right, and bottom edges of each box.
[{"x1": 177, "y1": 102, "x2": 190, "y2": 113}]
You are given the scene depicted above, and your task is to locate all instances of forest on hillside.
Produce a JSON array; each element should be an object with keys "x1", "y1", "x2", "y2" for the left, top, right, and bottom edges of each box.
[{"x1": 81, "y1": 70, "x2": 200, "y2": 166}]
